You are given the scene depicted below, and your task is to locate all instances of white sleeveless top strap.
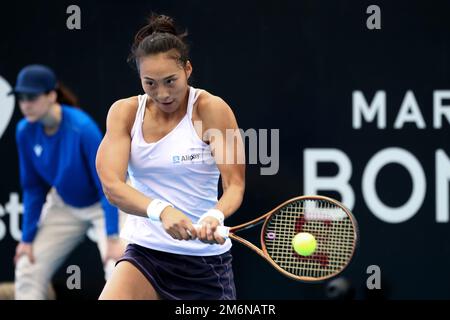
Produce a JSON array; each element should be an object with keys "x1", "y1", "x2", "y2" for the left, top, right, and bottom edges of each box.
[{"x1": 130, "y1": 94, "x2": 147, "y2": 139}]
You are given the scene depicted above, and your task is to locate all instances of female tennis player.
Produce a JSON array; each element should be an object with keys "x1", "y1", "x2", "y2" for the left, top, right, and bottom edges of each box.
[
  {"x1": 96, "y1": 13, "x2": 245, "y2": 300},
  {"x1": 12, "y1": 64, "x2": 124, "y2": 299}
]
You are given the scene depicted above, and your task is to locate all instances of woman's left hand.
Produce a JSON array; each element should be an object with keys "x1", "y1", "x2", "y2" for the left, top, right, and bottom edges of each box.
[{"x1": 197, "y1": 217, "x2": 226, "y2": 245}]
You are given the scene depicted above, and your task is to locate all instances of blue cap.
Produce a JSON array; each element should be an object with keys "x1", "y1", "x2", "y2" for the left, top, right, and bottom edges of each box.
[{"x1": 10, "y1": 64, "x2": 57, "y2": 95}]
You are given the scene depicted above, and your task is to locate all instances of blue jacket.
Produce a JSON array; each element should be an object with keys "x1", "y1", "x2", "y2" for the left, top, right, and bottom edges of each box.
[{"x1": 16, "y1": 105, "x2": 118, "y2": 242}]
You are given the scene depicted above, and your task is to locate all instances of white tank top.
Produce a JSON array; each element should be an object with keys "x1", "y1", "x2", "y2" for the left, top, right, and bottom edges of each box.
[{"x1": 120, "y1": 86, "x2": 232, "y2": 256}]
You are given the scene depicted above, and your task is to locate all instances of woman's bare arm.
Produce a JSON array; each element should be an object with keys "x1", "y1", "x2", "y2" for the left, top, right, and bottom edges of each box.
[
  {"x1": 96, "y1": 98, "x2": 151, "y2": 217},
  {"x1": 197, "y1": 95, "x2": 246, "y2": 219}
]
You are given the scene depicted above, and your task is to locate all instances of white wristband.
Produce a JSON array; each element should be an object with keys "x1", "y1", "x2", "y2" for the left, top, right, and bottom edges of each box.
[
  {"x1": 198, "y1": 208, "x2": 225, "y2": 225},
  {"x1": 146, "y1": 199, "x2": 173, "y2": 222}
]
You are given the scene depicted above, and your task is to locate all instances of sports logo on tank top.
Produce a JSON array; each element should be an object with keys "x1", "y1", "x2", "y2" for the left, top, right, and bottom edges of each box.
[{"x1": 172, "y1": 153, "x2": 201, "y2": 164}]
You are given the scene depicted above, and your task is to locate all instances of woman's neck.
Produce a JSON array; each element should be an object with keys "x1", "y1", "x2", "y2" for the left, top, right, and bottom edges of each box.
[{"x1": 41, "y1": 103, "x2": 62, "y2": 135}]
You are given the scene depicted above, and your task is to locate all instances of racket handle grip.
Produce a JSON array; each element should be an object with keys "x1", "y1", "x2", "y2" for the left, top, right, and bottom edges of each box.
[{"x1": 193, "y1": 224, "x2": 230, "y2": 239}]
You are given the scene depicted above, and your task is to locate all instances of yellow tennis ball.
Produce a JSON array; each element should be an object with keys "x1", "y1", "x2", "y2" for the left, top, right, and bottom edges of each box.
[{"x1": 292, "y1": 232, "x2": 317, "y2": 256}]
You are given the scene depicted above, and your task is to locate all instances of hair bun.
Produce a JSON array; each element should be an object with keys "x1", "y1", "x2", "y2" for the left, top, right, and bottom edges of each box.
[
  {"x1": 129, "y1": 13, "x2": 190, "y2": 69},
  {"x1": 148, "y1": 14, "x2": 177, "y2": 36}
]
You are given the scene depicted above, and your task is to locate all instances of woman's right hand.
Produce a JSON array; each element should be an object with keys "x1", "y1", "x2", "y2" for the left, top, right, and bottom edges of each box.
[
  {"x1": 160, "y1": 207, "x2": 198, "y2": 241},
  {"x1": 14, "y1": 242, "x2": 35, "y2": 265}
]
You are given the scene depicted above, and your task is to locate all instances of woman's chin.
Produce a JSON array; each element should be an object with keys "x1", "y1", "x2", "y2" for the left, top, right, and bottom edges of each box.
[{"x1": 159, "y1": 102, "x2": 178, "y2": 112}]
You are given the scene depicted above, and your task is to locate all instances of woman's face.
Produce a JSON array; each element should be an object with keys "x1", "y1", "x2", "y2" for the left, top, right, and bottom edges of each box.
[
  {"x1": 139, "y1": 50, "x2": 192, "y2": 114},
  {"x1": 18, "y1": 91, "x2": 55, "y2": 122}
]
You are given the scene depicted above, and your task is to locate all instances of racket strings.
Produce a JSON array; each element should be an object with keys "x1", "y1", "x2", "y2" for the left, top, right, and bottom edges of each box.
[{"x1": 264, "y1": 199, "x2": 356, "y2": 280}]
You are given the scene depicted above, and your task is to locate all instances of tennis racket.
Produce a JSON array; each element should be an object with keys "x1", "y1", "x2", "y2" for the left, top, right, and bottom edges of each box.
[{"x1": 194, "y1": 195, "x2": 358, "y2": 282}]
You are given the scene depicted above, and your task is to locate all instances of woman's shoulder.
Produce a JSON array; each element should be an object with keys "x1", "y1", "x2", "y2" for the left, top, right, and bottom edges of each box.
[
  {"x1": 108, "y1": 96, "x2": 140, "y2": 120},
  {"x1": 196, "y1": 89, "x2": 234, "y2": 115},
  {"x1": 109, "y1": 96, "x2": 139, "y2": 113},
  {"x1": 106, "y1": 96, "x2": 141, "y2": 132},
  {"x1": 15, "y1": 118, "x2": 34, "y2": 139},
  {"x1": 62, "y1": 105, "x2": 104, "y2": 134},
  {"x1": 63, "y1": 105, "x2": 95, "y2": 125},
  {"x1": 195, "y1": 89, "x2": 236, "y2": 125}
]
